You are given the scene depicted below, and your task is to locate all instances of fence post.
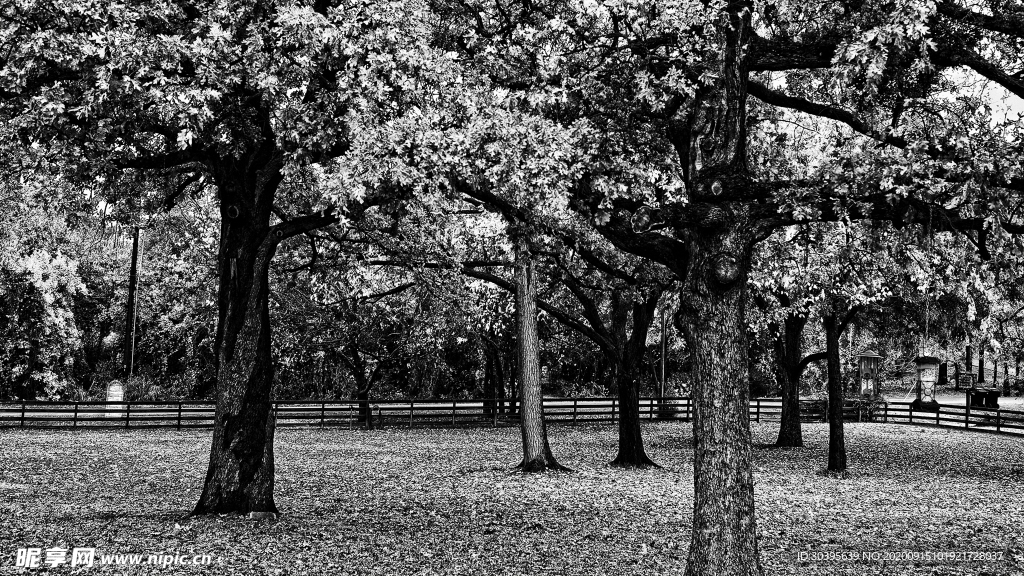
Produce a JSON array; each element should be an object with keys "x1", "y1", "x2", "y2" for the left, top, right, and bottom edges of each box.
[
  {"x1": 996, "y1": 410, "x2": 1001, "y2": 433},
  {"x1": 73, "y1": 403, "x2": 78, "y2": 428},
  {"x1": 686, "y1": 398, "x2": 691, "y2": 422},
  {"x1": 755, "y1": 399, "x2": 760, "y2": 423},
  {"x1": 348, "y1": 403, "x2": 353, "y2": 430},
  {"x1": 177, "y1": 402, "x2": 182, "y2": 430},
  {"x1": 492, "y1": 400, "x2": 497, "y2": 428},
  {"x1": 321, "y1": 402, "x2": 326, "y2": 428},
  {"x1": 612, "y1": 399, "x2": 617, "y2": 422},
  {"x1": 573, "y1": 398, "x2": 578, "y2": 423},
  {"x1": 125, "y1": 402, "x2": 131, "y2": 428},
  {"x1": 21, "y1": 402, "x2": 26, "y2": 428},
  {"x1": 936, "y1": 405, "x2": 940, "y2": 426},
  {"x1": 410, "y1": 402, "x2": 414, "y2": 428},
  {"x1": 452, "y1": 399, "x2": 457, "y2": 426},
  {"x1": 965, "y1": 401, "x2": 970, "y2": 429},
  {"x1": 883, "y1": 403, "x2": 888, "y2": 423},
  {"x1": 909, "y1": 406, "x2": 913, "y2": 424}
]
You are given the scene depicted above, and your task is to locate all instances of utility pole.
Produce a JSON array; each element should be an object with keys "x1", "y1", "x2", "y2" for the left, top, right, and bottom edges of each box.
[
  {"x1": 123, "y1": 226, "x2": 142, "y2": 377},
  {"x1": 660, "y1": 307, "x2": 667, "y2": 399},
  {"x1": 978, "y1": 345, "x2": 985, "y2": 384}
]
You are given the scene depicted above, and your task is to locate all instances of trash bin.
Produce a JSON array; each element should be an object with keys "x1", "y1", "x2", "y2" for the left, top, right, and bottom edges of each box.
[{"x1": 967, "y1": 387, "x2": 1000, "y2": 409}]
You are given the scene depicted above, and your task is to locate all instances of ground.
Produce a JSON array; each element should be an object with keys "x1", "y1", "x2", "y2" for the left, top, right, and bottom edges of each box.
[{"x1": 1, "y1": 422, "x2": 1021, "y2": 575}]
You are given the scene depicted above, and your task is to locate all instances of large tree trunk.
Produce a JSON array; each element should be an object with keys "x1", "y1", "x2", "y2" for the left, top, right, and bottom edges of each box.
[
  {"x1": 774, "y1": 313, "x2": 806, "y2": 447},
  {"x1": 824, "y1": 312, "x2": 846, "y2": 472},
  {"x1": 670, "y1": 4, "x2": 763, "y2": 573},
  {"x1": 193, "y1": 146, "x2": 284, "y2": 516},
  {"x1": 611, "y1": 289, "x2": 661, "y2": 468},
  {"x1": 513, "y1": 233, "x2": 565, "y2": 472},
  {"x1": 678, "y1": 231, "x2": 761, "y2": 576}
]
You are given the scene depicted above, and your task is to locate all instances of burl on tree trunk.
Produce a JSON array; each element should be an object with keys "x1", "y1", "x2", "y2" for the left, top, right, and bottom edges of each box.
[{"x1": 513, "y1": 232, "x2": 567, "y2": 472}]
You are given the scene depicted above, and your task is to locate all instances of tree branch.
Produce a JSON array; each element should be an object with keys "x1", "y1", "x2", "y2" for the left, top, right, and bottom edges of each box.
[{"x1": 463, "y1": 268, "x2": 615, "y2": 353}]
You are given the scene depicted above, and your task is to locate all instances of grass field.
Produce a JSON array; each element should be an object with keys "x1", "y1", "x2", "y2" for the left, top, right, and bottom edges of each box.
[{"x1": 1, "y1": 422, "x2": 1022, "y2": 575}]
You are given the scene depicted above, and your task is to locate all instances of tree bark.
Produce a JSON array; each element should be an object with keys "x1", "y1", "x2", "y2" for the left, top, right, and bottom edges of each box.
[
  {"x1": 824, "y1": 312, "x2": 846, "y2": 472},
  {"x1": 193, "y1": 144, "x2": 284, "y2": 515},
  {"x1": 774, "y1": 313, "x2": 806, "y2": 447},
  {"x1": 678, "y1": 231, "x2": 761, "y2": 576},
  {"x1": 513, "y1": 232, "x2": 565, "y2": 472},
  {"x1": 611, "y1": 289, "x2": 661, "y2": 468}
]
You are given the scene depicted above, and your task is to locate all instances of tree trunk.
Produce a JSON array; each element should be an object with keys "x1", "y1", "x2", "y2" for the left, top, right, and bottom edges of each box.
[
  {"x1": 356, "y1": 388, "x2": 374, "y2": 429},
  {"x1": 193, "y1": 147, "x2": 284, "y2": 515},
  {"x1": 610, "y1": 368, "x2": 656, "y2": 467},
  {"x1": 774, "y1": 314, "x2": 806, "y2": 447},
  {"x1": 611, "y1": 289, "x2": 661, "y2": 468},
  {"x1": 824, "y1": 312, "x2": 846, "y2": 472},
  {"x1": 513, "y1": 233, "x2": 565, "y2": 472},
  {"x1": 678, "y1": 232, "x2": 761, "y2": 576}
]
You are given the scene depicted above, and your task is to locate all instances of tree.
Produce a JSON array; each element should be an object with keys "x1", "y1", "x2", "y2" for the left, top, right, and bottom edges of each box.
[
  {"x1": 0, "y1": 0, "x2": 454, "y2": 515},
  {"x1": 432, "y1": 1, "x2": 1024, "y2": 573}
]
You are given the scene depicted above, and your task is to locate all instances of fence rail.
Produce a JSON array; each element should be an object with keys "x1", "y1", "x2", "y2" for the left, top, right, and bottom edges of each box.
[{"x1": 1, "y1": 397, "x2": 1022, "y2": 436}]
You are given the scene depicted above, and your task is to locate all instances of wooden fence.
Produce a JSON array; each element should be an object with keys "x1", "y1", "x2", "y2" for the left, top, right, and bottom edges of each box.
[{"x1": 0, "y1": 397, "x2": 1021, "y2": 436}]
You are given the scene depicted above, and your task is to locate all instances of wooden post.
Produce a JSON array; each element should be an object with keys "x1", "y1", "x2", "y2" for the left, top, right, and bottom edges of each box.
[
  {"x1": 320, "y1": 402, "x2": 325, "y2": 427},
  {"x1": 965, "y1": 398, "x2": 971, "y2": 429},
  {"x1": 125, "y1": 402, "x2": 131, "y2": 428},
  {"x1": 348, "y1": 403, "x2": 353, "y2": 429},
  {"x1": 452, "y1": 399, "x2": 456, "y2": 426},
  {"x1": 909, "y1": 405, "x2": 913, "y2": 424},
  {"x1": 177, "y1": 402, "x2": 182, "y2": 430},
  {"x1": 73, "y1": 403, "x2": 78, "y2": 428},
  {"x1": 573, "y1": 398, "x2": 578, "y2": 423},
  {"x1": 611, "y1": 398, "x2": 617, "y2": 422},
  {"x1": 492, "y1": 400, "x2": 497, "y2": 427},
  {"x1": 755, "y1": 399, "x2": 760, "y2": 423},
  {"x1": 409, "y1": 402, "x2": 414, "y2": 428},
  {"x1": 21, "y1": 401, "x2": 25, "y2": 428},
  {"x1": 883, "y1": 402, "x2": 888, "y2": 423},
  {"x1": 935, "y1": 405, "x2": 940, "y2": 426},
  {"x1": 996, "y1": 410, "x2": 1001, "y2": 433}
]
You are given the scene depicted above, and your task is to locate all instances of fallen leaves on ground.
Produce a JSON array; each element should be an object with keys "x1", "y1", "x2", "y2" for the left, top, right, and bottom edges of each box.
[{"x1": 0, "y1": 422, "x2": 1021, "y2": 575}]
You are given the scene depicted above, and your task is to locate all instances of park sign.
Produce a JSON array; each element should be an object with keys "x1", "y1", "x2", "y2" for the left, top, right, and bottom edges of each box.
[{"x1": 105, "y1": 381, "x2": 124, "y2": 419}]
